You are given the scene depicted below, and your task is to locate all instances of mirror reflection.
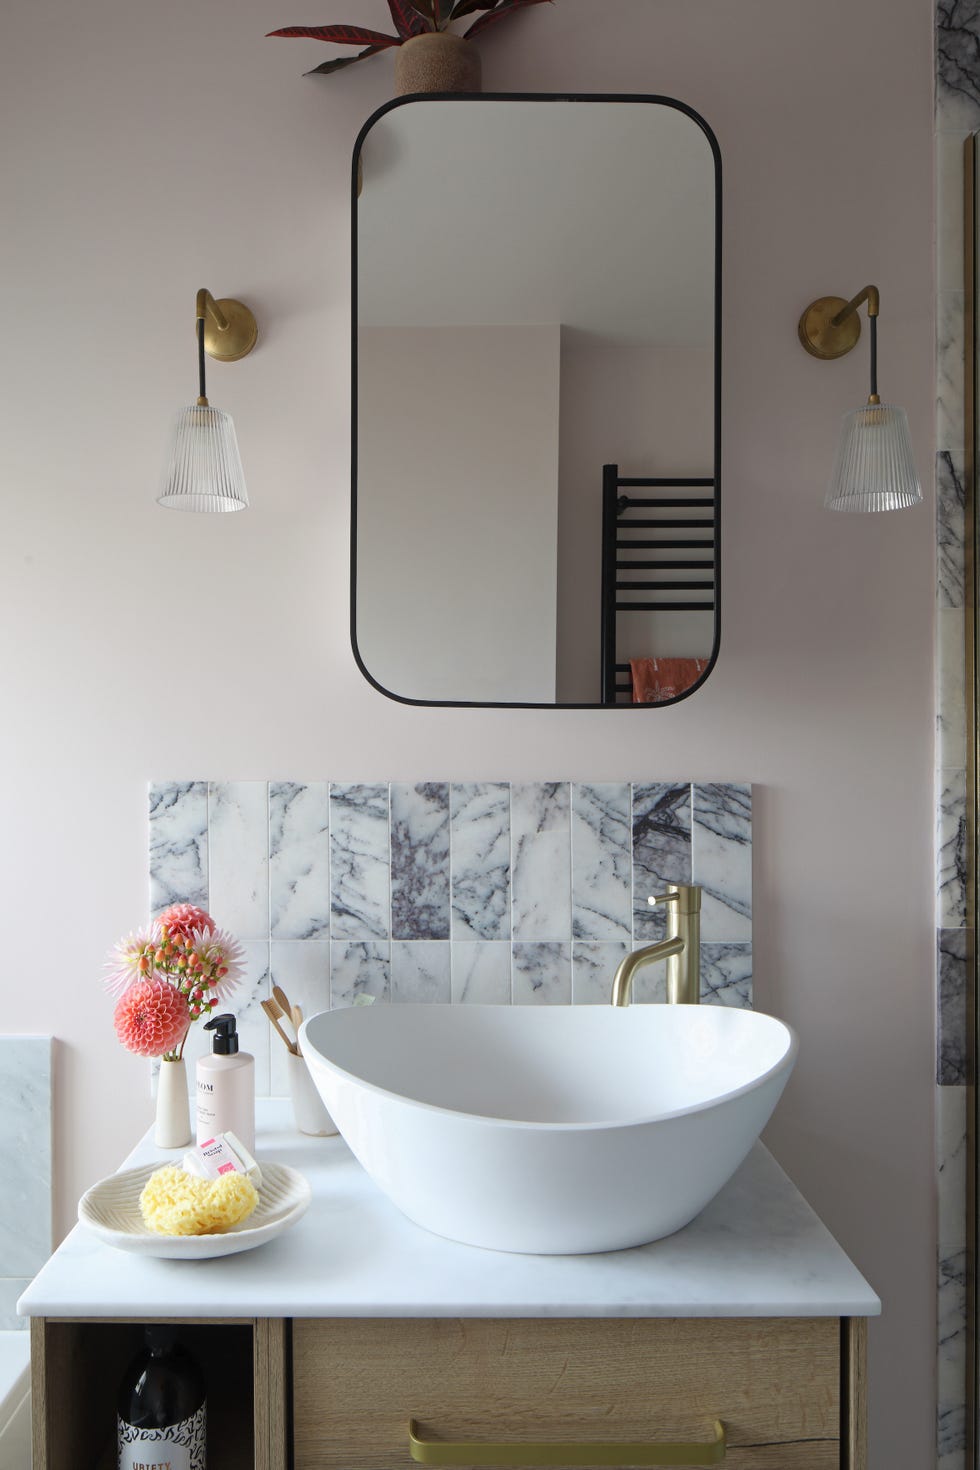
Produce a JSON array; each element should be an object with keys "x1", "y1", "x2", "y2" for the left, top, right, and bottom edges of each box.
[{"x1": 354, "y1": 97, "x2": 720, "y2": 706}]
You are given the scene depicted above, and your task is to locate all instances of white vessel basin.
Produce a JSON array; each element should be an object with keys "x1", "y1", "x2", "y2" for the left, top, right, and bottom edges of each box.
[{"x1": 301, "y1": 1003, "x2": 797, "y2": 1255}]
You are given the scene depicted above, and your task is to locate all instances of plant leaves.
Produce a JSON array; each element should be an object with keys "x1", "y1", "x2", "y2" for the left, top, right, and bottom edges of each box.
[
  {"x1": 386, "y1": 0, "x2": 429, "y2": 37},
  {"x1": 432, "y1": 0, "x2": 455, "y2": 25},
  {"x1": 267, "y1": 23, "x2": 401, "y2": 45},
  {"x1": 450, "y1": 0, "x2": 499, "y2": 19},
  {"x1": 303, "y1": 42, "x2": 390, "y2": 74},
  {"x1": 464, "y1": 0, "x2": 551, "y2": 38},
  {"x1": 409, "y1": 0, "x2": 436, "y2": 18}
]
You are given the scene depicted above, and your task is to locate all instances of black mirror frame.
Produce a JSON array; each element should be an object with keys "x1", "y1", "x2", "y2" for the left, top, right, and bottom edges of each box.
[{"x1": 350, "y1": 92, "x2": 722, "y2": 709}]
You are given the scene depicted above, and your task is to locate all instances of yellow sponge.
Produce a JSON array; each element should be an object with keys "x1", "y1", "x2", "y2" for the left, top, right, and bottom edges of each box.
[{"x1": 139, "y1": 1164, "x2": 259, "y2": 1235}]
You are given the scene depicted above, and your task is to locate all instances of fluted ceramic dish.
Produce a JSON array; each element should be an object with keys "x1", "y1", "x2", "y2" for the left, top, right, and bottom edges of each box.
[{"x1": 78, "y1": 1161, "x2": 311, "y2": 1259}]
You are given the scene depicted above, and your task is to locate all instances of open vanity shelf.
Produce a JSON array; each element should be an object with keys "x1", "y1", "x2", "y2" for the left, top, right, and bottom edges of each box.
[{"x1": 21, "y1": 1102, "x2": 878, "y2": 1470}]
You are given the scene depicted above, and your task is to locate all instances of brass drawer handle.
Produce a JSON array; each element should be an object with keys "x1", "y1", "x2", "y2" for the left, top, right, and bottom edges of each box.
[{"x1": 408, "y1": 1417, "x2": 726, "y2": 1467}]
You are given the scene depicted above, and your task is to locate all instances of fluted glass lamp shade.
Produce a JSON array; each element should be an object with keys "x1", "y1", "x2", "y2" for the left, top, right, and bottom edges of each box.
[
  {"x1": 157, "y1": 403, "x2": 249, "y2": 513},
  {"x1": 825, "y1": 402, "x2": 922, "y2": 513}
]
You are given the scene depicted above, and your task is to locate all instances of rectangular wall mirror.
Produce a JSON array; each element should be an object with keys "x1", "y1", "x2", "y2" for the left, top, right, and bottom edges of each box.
[{"x1": 352, "y1": 94, "x2": 721, "y2": 708}]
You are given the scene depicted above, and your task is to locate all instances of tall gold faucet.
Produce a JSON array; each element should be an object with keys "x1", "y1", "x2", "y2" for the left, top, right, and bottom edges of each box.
[{"x1": 611, "y1": 884, "x2": 702, "y2": 1006}]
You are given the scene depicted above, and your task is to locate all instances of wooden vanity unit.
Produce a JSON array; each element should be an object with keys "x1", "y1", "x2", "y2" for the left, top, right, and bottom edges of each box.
[{"x1": 22, "y1": 1102, "x2": 877, "y2": 1470}]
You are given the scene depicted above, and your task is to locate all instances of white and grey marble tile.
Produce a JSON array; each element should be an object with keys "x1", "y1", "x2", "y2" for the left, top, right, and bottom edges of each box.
[
  {"x1": 0, "y1": 1278, "x2": 30, "y2": 1331},
  {"x1": 511, "y1": 783, "x2": 572, "y2": 942},
  {"x1": 512, "y1": 942, "x2": 571, "y2": 1004},
  {"x1": 939, "y1": 1085, "x2": 968, "y2": 1251},
  {"x1": 572, "y1": 942, "x2": 630, "y2": 1005},
  {"x1": 938, "y1": 929, "x2": 969, "y2": 1086},
  {"x1": 176, "y1": 939, "x2": 273, "y2": 1100},
  {"x1": 938, "y1": 1245, "x2": 968, "y2": 1470},
  {"x1": 330, "y1": 940, "x2": 391, "y2": 1008},
  {"x1": 938, "y1": 291, "x2": 966, "y2": 456},
  {"x1": 391, "y1": 941, "x2": 452, "y2": 1003},
  {"x1": 269, "y1": 940, "x2": 330, "y2": 1095},
  {"x1": 451, "y1": 942, "x2": 512, "y2": 1004},
  {"x1": 330, "y1": 784, "x2": 390, "y2": 941},
  {"x1": 270, "y1": 782, "x2": 329, "y2": 940},
  {"x1": 938, "y1": 0, "x2": 980, "y2": 132},
  {"x1": 391, "y1": 783, "x2": 450, "y2": 940},
  {"x1": 208, "y1": 782, "x2": 270, "y2": 940},
  {"x1": 701, "y1": 943, "x2": 753, "y2": 1009},
  {"x1": 939, "y1": 609, "x2": 967, "y2": 771},
  {"x1": 692, "y1": 783, "x2": 752, "y2": 943},
  {"x1": 938, "y1": 769, "x2": 967, "y2": 929},
  {"x1": 149, "y1": 782, "x2": 208, "y2": 913},
  {"x1": 632, "y1": 783, "x2": 692, "y2": 941},
  {"x1": 451, "y1": 783, "x2": 511, "y2": 941},
  {"x1": 938, "y1": 452, "x2": 967, "y2": 611},
  {"x1": 571, "y1": 784, "x2": 631, "y2": 941},
  {"x1": 0, "y1": 1037, "x2": 52, "y2": 1277}
]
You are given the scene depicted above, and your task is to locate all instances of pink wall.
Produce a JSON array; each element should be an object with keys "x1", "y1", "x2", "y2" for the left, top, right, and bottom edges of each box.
[{"x1": 0, "y1": 1, "x2": 935, "y2": 1463}]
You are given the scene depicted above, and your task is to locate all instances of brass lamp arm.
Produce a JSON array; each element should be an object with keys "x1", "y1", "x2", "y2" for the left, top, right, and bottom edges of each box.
[
  {"x1": 799, "y1": 282, "x2": 881, "y2": 402},
  {"x1": 832, "y1": 284, "x2": 879, "y2": 325}
]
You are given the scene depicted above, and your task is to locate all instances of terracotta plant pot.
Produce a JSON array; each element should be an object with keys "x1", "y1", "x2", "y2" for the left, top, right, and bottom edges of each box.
[{"x1": 394, "y1": 33, "x2": 481, "y2": 95}]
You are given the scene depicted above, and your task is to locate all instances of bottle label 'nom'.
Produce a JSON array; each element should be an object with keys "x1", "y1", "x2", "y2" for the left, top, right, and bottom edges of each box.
[{"x1": 117, "y1": 1404, "x2": 206, "y2": 1470}]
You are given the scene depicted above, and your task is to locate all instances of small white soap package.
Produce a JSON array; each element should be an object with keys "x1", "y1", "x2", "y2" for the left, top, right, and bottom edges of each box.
[
  {"x1": 182, "y1": 1130, "x2": 263, "y2": 1187},
  {"x1": 288, "y1": 1053, "x2": 338, "y2": 1137}
]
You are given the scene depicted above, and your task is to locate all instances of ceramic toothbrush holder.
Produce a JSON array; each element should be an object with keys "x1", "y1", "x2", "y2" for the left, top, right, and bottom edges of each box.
[{"x1": 288, "y1": 1051, "x2": 338, "y2": 1136}]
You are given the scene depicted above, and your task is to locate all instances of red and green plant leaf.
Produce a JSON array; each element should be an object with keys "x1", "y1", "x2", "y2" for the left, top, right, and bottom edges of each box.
[
  {"x1": 409, "y1": 0, "x2": 436, "y2": 20},
  {"x1": 387, "y1": 0, "x2": 430, "y2": 36},
  {"x1": 266, "y1": 23, "x2": 401, "y2": 45},
  {"x1": 303, "y1": 42, "x2": 391, "y2": 73},
  {"x1": 431, "y1": 0, "x2": 455, "y2": 25},
  {"x1": 464, "y1": 0, "x2": 551, "y2": 37},
  {"x1": 450, "y1": 0, "x2": 500, "y2": 20}
]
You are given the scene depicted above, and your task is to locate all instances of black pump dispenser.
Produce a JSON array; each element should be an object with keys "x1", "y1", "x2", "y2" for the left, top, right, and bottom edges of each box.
[{"x1": 205, "y1": 1012, "x2": 239, "y2": 1055}]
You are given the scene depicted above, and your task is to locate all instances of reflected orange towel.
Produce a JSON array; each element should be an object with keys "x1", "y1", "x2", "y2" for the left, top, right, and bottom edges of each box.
[{"x1": 630, "y1": 657, "x2": 708, "y2": 703}]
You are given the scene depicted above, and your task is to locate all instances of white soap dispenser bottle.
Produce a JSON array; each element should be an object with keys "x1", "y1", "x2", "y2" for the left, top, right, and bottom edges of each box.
[{"x1": 196, "y1": 1013, "x2": 255, "y2": 1154}]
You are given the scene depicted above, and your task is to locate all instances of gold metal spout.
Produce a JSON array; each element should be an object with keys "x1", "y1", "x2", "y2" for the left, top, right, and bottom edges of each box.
[{"x1": 611, "y1": 884, "x2": 701, "y2": 1006}]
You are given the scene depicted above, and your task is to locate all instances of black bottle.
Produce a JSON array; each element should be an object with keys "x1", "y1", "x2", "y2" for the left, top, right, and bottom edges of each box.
[{"x1": 117, "y1": 1325, "x2": 207, "y2": 1470}]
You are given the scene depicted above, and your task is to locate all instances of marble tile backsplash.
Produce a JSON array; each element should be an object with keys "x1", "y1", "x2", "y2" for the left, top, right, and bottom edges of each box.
[
  {"x1": 0, "y1": 1036, "x2": 52, "y2": 1329},
  {"x1": 149, "y1": 781, "x2": 752, "y2": 1096}
]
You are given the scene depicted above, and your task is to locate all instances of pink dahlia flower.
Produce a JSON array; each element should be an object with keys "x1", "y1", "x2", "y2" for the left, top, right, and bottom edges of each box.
[
  {"x1": 177, "y1": 928, "x2": 246, "y2": 1016},
  {"x1": 103, "y1": 928, "x2": 158, "y2": 998},
  {"x1": 156, "y1": 903, "x2": 215, "y2": 943},
  {"x1": 113, "y1": 978, "x2": 190, "y2": 1057}
]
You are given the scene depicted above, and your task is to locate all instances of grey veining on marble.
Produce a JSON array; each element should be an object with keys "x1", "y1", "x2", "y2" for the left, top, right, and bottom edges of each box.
[
  {"x1": 330, "y1": 785, "x2": 390, "y2": 940},
  {"x1": 512, "y1": 942, "x2": 571, "y2": 1004},
  {"x1": 270, "y1": 781, "x2": 329, "y2": 940},
  {"x1": 938, "y1": 452, "x2": 966, "y2": 610},
  {"x1": 938, "y1": 0, "x2": 980, "y2": 131},
  {"x1": 939, "y1": 768, "x2": 967, "y2": 929},
  {"x1": 939, "y1": 929, "x2": 969, "y2": 1086},
  {"x1": 391, "y1": 941, "x2": 452, "y2": 1003},
  {"x1": 391, "y1": 784, "x2": 450, "y2": 941},
  {"x1": 0, "y1": 1037, "x2": 52, "y2": 1280},
  {"x1": 451, "y1": 784, "x2": 511, "y2": 941},
  {"x1": 939, "y1": 1085, "x2": 968, "y2": 1251},
  {"x1": 939, "y1": 1245, "x2": 968, "y2": 1469},
  {"x1": 571, "y1": 783, "x2": 631, "y2": 941},
  {"x1": 330, "y1": 940, "x2": 390, "y2": 1007},
  {"x1": 149, "y1": 782, "x2": 208, "y2": 912},
  {"x1": 511, "y1": 783, "x2": 572, "y2": 941},
  {"x1": 632, "y1": 783, "x2": 693, "y2": 941},
  {"x1": 692, "y1": 783, "x2": 752, "y2": 942},
  {"x1": 208, "y1": 782, "x2": 270, "y2": 940},
  {"x1": 701, "y1": 943, "x2": 753, "y2": 1009},
  {"x1": 451, "y1": 942, "x2": 512, "y2": 1004},
  {"x1": 572, "y1": 941, "x2": 630, "y2": 1004}
]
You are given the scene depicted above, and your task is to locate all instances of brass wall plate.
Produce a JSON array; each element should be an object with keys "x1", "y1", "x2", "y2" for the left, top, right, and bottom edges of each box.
[
  {"x1": 798, "y1": 295, "x2": 862, "y2": 359},
  {"x1": 202, "y1": 297, "x2": 258, "y2": 362}
]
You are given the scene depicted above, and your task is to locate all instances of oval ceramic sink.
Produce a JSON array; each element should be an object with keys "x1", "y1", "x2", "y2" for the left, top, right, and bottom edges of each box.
[{"x1": 301, "y1": 1003, "x2": 797, "y2": 1255}]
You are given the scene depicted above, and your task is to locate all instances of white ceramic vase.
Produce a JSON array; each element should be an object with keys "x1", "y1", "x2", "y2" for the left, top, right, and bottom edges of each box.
[
  {"x1": 287, "y1": 1052, "x2": 337, "y2": 1137},
  {"x1": 155, "y1": 1056, "x2": 192, "y2": 1148}
]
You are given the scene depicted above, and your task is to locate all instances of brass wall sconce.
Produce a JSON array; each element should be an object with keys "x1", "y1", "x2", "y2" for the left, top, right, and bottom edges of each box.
[
  {"x1": 798, "y1": 285, "x2": 921, "y2": 512},
  {"x1": 157, "y1": 289, "x2": 258, "y2": 513}
]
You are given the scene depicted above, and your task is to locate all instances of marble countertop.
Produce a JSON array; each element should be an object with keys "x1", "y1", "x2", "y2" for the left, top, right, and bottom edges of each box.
[{"x1": 19, "y1": 1099, "x2": 880, "y2": 1321}]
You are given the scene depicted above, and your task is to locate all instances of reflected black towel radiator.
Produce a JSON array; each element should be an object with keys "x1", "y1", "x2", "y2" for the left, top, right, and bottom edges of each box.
[{"x1": 600, "y1": 463, "x2": 716, "y2": 704}]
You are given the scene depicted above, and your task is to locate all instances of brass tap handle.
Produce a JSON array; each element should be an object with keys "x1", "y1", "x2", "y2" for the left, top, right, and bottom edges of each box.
[{"x1": 648, "y1": 892, "x2": 678, "y2": 906}]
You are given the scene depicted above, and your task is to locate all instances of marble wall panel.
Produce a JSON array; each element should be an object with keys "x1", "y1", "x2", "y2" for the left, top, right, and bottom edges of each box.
[{"x1": 0, "y1": 1036, "x2": 52, "y2": 1329}]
